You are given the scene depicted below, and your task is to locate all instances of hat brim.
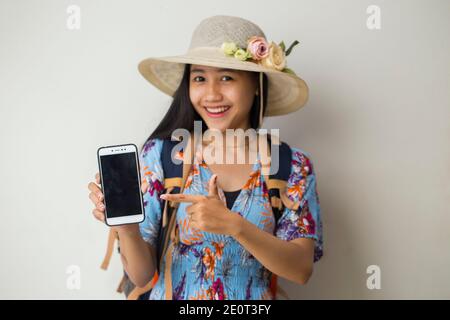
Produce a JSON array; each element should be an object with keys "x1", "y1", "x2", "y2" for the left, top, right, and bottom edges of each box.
[{"x1": 137, "y1": 47, "x2": 309, "y2": 117}]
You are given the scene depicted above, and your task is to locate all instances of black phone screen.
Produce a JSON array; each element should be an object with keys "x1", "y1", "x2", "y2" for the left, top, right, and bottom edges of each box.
[{"x1": 99, "y1": 152, "x2": 142, "y2": 218}]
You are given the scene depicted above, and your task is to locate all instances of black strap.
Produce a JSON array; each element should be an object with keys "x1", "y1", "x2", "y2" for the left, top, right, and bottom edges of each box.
[
  {"x1": 155, "y1": 139, "x2": 183, "y2": 271},
  {"x1": 266, "y1": 134, "x2": 292, "y2": 223}
]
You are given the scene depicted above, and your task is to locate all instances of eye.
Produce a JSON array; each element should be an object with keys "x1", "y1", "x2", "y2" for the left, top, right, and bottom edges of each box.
[
  {"x1": 192, "y1": 76, "x2": 205, "y2": 82},
  {"x1": 191, "y1": 75, "x2": 233, "y2": 82}
]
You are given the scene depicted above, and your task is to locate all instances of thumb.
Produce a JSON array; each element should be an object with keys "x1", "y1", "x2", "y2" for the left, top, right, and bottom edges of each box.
[{"x1": 208, "y1": 174, "x2": 219, "y2": 198}]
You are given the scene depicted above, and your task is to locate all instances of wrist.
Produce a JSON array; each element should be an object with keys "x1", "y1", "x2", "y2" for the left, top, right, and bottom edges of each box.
[
  {"x1": 229, "y1": 211, "x2": 246, "y2": 238},
  {"x1": 114, "y1": 223, "x2": 141, "y2": 238}
]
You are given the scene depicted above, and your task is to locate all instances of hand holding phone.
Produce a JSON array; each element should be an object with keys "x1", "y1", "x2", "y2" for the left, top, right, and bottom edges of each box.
[
  {"x1": 88, "y1": 172, "x2": 149, "y2": 229},
  {"x1": 94, "y1": 143, "x2": 147, "y2": 226}
]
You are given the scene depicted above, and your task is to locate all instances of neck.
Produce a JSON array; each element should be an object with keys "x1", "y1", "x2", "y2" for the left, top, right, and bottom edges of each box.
[{"x1": 199, "y1": 118, "x2": 255, "y2": 164}]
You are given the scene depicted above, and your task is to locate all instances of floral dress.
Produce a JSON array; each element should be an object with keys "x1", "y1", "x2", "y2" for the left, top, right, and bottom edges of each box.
[{"x1": 139, "y1": 138, "x2": 323, "y2": 300}]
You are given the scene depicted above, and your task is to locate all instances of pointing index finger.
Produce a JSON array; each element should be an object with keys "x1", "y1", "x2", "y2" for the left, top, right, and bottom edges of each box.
[{"x1": 160, "y1": 193, "x2": 206, "y2": 203}]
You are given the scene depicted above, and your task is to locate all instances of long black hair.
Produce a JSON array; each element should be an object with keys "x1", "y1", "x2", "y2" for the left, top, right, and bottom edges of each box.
[{"x1": 141, "y1": 63, "x2": 268, "y2": 150}]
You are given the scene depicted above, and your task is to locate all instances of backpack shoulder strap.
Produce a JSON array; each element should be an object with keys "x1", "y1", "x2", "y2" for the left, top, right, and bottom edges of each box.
[
  {"x1": 100, "y1": 228, "x2": 119, "y2": 271},
  {"x1": 161, "y1": 138, "x2": 184, "y2": 192},
  {"x1": 156, "y1": 135, "x2": 194, "y2": 270},
  {"x1": 160, "y1": 134, "x2": 195, "y2": 300},
  {"x1": 260, "y1": 133, "x2": 294, "y2": 224}
]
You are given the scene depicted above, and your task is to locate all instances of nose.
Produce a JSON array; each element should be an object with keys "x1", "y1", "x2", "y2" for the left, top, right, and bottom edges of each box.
[{"x1": 204, "y1": 80, "x2": 223, "y2": 102}]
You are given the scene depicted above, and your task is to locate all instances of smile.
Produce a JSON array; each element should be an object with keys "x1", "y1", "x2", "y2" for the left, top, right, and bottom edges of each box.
[{"x1": 204, "y1": 106, "x2": 231, "y2": 118}]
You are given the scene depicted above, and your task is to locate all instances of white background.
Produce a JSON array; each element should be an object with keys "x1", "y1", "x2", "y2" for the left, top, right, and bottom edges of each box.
[{"x1": 0, "y1": 0, "x2": 449, "y2": 299}]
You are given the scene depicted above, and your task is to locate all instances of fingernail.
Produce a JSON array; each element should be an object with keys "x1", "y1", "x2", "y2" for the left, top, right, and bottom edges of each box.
[
  {"x1": 99, "y1": 204, "x2": 105, "y2": 209},
  {"x1": 160, "y1": 194, "x2": 167, "y2": 199}
]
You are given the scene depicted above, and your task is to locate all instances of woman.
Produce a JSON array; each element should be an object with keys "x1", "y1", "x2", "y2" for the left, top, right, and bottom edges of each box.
[{"x1": 88, "y1": 15, "x2": 323, "y2": 300}]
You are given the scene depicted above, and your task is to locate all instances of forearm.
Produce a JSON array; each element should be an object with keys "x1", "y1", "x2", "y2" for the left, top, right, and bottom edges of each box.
[
  {"x1": 231, "y1": 214, "x2": 313, "y2": 285},
  {"x1": 114, "y1": 225, "x2": 156, "y2": 287}
]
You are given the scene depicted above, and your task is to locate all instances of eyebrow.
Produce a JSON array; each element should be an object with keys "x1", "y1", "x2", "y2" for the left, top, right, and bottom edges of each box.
[{"x1": 190, "y1": 67, "x2": 238, "y2": 74}]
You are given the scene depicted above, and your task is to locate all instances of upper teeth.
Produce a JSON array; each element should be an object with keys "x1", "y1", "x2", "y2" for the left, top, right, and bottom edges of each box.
[{"x1": 205, "y1": 106, "x2": 230, "y2": 113}]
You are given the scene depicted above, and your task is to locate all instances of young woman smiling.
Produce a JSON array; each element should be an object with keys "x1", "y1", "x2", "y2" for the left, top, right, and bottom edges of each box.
[{"x1": 87, "y1": 15, "x2": 323, "y2": 300}]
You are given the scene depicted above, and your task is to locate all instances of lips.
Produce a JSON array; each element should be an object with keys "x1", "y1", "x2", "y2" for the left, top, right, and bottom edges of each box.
[{"x1": 204, "y1": 105, "x2": 231, "y2": 118}]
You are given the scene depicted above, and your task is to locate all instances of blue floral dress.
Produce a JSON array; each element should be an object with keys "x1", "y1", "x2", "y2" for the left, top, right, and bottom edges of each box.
[{"x1": 138, "y1": 138, "x2": 323, "y2": 300}]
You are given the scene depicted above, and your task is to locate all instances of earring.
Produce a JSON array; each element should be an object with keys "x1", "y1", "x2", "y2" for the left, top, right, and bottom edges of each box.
[{"x1": 255, "y1": 89, "x2": 259, "y2": 96}]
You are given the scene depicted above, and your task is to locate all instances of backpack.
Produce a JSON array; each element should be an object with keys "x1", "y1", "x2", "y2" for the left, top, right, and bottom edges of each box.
[{"x1": 100, "y1": 133, "x2": 299, "y2": 300}]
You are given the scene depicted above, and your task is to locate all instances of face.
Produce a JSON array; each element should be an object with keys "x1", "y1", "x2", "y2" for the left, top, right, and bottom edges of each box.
[{"x1": 189, "y1": 64, "x2": 259, "y2": 133}]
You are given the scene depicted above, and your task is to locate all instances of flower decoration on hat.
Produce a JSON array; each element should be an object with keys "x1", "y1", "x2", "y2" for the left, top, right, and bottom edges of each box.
[{"x1": 221, "y1": 36, "x2": 299, "y2": 75}]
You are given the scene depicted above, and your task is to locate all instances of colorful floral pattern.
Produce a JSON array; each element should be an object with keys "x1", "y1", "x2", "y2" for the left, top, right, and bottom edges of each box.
[{"x1": 139, "y1": 138, "x2": 323, "y2": 299}]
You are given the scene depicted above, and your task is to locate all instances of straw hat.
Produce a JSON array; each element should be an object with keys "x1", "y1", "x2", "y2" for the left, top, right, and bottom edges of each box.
[{"x1": 138, "y1": 15, "x2": 309, "y2": 125}]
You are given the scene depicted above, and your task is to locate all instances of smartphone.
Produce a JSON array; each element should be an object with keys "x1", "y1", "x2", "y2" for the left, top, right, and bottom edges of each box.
[{"x1": 97, "y1": 143, "x2": 145, "y2": 226}]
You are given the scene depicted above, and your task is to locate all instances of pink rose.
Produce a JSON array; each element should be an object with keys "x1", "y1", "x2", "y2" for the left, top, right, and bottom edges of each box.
[
  {"x1": 247, "y1": 36, "x2": 269, "y2": 60},
  {"x1": 260, "y1": 41, "x2": 287, "y2": 71}
]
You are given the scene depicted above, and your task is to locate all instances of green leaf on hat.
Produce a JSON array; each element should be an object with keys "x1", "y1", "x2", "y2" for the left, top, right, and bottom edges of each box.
[
  {"x1": 285, "y1": 40, "x2": 300, "y2": 56},
  {"x1": 279, "y1": 41, "x2": 286, "y2": 52},
  {"x1": 282, "y1": 67, "x2": 297, "y2": 75}
]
